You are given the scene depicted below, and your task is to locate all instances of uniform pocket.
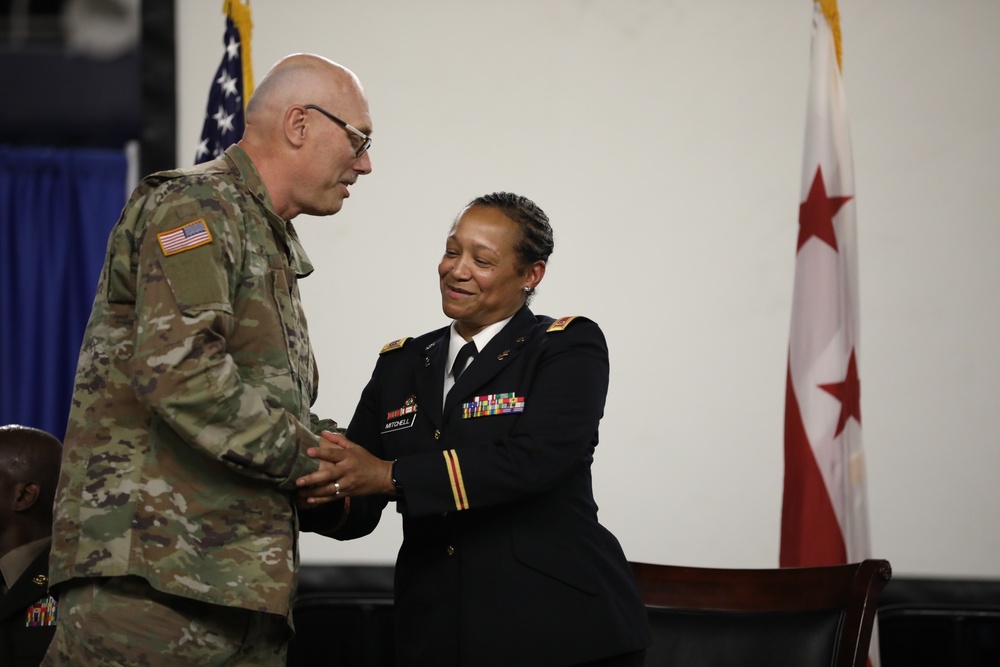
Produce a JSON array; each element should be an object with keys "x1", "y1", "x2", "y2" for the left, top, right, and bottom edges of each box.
[{"x1": 511, "y1": 528, "x2": 599, "y2": 595}]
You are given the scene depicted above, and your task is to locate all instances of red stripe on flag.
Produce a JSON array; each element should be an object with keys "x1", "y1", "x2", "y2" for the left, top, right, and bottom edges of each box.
[{"x1": 781, "y1": 363, "x2": 847, "y2": 567}]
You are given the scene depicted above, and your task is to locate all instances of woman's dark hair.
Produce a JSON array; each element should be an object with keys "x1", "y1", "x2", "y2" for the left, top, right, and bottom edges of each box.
[{"x1": 468, "y1": 192, "x2": 555, "y2": 270}]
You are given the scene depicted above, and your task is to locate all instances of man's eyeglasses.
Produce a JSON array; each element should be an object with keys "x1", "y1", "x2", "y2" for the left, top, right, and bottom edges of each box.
[{"x1": 304, "y1": 104, "x2": 372, "y2": 157}]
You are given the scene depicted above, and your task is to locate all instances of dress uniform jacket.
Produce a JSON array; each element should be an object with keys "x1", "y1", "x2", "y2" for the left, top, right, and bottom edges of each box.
[
  {"x1": 49, "y1": 145, "x2": 332, "y2": 617},
  {"x1": 304, "y1": 306, "x2": 651, "y2": 666},
  {"x1": 0, "y1": 544, "x2": 57, "y2": 666}
]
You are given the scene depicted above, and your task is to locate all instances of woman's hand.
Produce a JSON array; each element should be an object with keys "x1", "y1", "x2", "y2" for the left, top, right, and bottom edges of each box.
[{"x1": 295, "y1": 430, "x2": 394, "y2": 505}]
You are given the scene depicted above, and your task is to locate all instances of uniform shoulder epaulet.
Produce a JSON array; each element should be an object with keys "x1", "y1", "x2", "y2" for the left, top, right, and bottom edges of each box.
[
  {"x1": 546, "y1": 316, "x2": 580, "y2": 333},
  {"x1": 380, "y1": 337, "x2": 411, "y2": 354}
]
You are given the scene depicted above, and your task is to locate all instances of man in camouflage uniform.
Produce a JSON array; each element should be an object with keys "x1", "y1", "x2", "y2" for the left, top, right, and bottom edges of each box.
[{"x1": 41, "y1": 54, "x2": 373, "y2": 666}]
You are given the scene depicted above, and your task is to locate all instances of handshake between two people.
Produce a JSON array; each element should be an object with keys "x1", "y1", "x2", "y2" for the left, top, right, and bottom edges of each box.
[{"x1": 295, "y1": 430, "x2": 395, "y2": 509}]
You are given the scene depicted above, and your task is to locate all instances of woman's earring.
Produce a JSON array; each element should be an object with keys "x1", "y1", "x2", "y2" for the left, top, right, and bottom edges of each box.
[{"x1": 523, "y1": 286, "x2": 531, "y2": 293}]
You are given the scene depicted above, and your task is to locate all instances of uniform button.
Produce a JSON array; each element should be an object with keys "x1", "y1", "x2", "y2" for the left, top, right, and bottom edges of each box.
[
  {"x1": 446, "y1": 545, "x2": 455, "y2": 557},
  {"x1": 434, "y1": 429, "x2": 441, "y2": 440}
]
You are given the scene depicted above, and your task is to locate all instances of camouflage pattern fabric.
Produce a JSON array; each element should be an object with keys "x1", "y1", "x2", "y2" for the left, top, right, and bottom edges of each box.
[
  {"x1": 41, "y1": 576, "x2": 288, "y2": 666},
  {"x1": 48, "y1": 145, "x2": 335, "y2": 617}
]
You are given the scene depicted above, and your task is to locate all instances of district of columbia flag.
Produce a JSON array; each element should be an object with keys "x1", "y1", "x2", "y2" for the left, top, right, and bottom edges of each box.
[
  {"x1": 195, "y1": 0, "x2": 254, "y2": 164},
  {"x1": 781, "y1": 4, "x2": 877, "y2": 662}
]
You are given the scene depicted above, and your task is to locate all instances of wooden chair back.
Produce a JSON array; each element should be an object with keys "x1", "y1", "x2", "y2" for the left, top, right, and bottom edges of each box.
[{"x1": 629, "y1": 559, "x2": 892, "y2": 667}]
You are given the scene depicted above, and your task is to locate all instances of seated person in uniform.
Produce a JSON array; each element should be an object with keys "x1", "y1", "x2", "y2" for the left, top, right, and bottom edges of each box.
[
  {"x1": 0, "y1": 425, "x2": 62, "y2": 667},
  {"x1": 297, "y1": 192, "x2": 651, "y2": 667}
]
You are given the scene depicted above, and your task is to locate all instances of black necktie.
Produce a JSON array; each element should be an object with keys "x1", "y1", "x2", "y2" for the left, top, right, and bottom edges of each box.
[{"x1": 451, "y1": 341, "x2": 477, "y2": 379}]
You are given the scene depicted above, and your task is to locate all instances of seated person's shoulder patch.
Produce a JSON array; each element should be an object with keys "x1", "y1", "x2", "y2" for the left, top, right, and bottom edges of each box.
[
  {"x1": 546, "y1": 316, "x2": 580, "y2": 333},
  {"x1": 380, "y1": 337, "x2": 411, "y2": 354}
]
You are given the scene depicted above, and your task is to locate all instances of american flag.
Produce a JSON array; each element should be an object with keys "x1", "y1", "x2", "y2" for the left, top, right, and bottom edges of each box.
[
  {"x1": 194, "y1": 1, "x2": 254, "y2": 164},
  {"x1": 158, "y1": 220, "x2": 212, "y2": 255}
]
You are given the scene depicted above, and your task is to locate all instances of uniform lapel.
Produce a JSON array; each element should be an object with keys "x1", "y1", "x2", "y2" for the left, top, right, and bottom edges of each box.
[
  {"x1": 415, "y1": 332, "x2": 449, "y2": 426},
  {"x1": 0, "y1": 548, "x2": 51, "y2": 622},
  {"x1": 443, "y1": 308, "x2": 536, "y2": 416}
]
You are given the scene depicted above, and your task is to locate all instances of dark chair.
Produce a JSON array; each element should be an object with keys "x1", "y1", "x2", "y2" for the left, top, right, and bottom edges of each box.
[
  {"x1": 879, "y1": 605, "x2": 1000, "y2": 667},
  {"x1": 286, "y1": 593, "x2": 396, "y2": 667},
  {"x1": 629, "y1": 559, "x2": 892, "y2": 667},
  {"x1": 877, "y1": 575, "x2": 1000, "y2": 666},
  {"x1": 286, "y1": 565, "x2": 397, "y2": 667}
]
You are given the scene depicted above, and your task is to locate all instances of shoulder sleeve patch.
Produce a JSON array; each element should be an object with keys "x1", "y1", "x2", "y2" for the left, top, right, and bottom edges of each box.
[
  {"x1": 547, "y1": 316, "x2": 580, "y2": 332},
  {"x1": 157, "y1": 218, "x2": 213, "y2": 256},
  {"x1": 380, "y1": 337, "x2": 411, "y2": 354}
]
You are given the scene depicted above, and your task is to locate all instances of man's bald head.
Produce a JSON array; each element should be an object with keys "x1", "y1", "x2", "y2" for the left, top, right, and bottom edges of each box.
[
  {"x1": 0, "y1": 425, "x2": 62, "y2": 555},
  {"x1": 237, "y1": 53, "x2": 372, "y2": 221},
  {"x1": 245, "y1": 54, "x2": 365, "y2": 130},
  {"x1": 0, "y1": 425, "x2": 62, "y2": 489}
]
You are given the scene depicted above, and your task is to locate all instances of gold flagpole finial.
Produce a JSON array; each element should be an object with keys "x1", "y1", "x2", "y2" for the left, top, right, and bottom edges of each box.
[{"x1": 815, "y1": 0, "x2": 844, "y2": 72}]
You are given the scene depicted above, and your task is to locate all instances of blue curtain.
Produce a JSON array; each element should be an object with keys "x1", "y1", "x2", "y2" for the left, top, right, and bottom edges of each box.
[{"x1": 0, "y1": 146, "x2": 128, "y2": 440}]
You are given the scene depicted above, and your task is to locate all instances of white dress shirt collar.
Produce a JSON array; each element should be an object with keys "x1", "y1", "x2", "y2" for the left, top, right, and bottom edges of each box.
[{"x1": 442, "y1": 316, "x2": 513, "y2": 402}]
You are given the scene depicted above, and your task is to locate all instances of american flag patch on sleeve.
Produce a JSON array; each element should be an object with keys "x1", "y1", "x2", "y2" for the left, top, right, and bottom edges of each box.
[{"x1": 157, "y1": 219, "x2": 213, "y2": 256}]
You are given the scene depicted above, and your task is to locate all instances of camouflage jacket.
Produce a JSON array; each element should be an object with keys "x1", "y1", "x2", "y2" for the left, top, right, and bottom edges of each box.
[{"x1": 49, "y1": 145, "x2": 333, "y2": 616}]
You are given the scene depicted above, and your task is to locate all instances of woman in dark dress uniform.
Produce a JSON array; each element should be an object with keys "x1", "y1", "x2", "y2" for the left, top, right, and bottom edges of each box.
[{"x1": 298, "y1": 192, "x2": 650, "y2": 667}]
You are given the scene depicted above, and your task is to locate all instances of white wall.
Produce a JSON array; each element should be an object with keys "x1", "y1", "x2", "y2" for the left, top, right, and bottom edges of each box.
[{"x1": 176, "y1": 0, "x2": 1000, "y2": 578}]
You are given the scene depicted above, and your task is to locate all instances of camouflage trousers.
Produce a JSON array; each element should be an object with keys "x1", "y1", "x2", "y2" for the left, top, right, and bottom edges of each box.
[{"x1": 40, "y1": 576, "x2": 290, "y2": 667}]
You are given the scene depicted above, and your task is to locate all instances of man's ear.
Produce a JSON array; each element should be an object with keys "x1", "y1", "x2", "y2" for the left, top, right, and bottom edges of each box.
[
  {"x1": 284, "y1": 105, "x2": 308, "y2": 147},
  {"x1": 12, "y1": 481, "x2": 40, "y2": 512}
]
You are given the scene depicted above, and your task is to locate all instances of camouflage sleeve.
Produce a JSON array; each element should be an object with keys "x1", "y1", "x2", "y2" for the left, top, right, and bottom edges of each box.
[
  {"x1": 308, "y1": 362, "x2": 343, "y2": 435},
  {"x1": 311, "y1": 414, "x2": 345, "y2": 435},
  {"x1": 129, "y1": 185, "x2": 320, "y2": 491}
]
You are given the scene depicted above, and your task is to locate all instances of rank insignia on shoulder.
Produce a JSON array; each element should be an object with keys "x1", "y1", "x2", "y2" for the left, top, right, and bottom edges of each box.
[
  {"x1": 157, "y1": 219, "x2": 212, "y2": 256},
  {"x1": 547, "y1": 316, "x2": 580, "y2": 332},
  {"x1": 380, "y1": 337, "x2": 410, "y2": 354}
]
